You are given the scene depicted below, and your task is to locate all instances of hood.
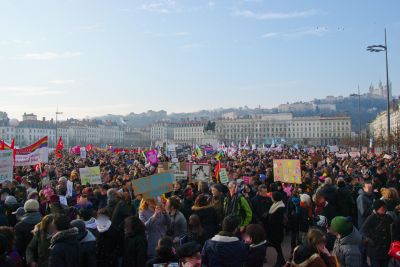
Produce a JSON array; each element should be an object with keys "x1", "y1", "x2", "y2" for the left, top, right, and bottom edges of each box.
[
  {"x1": 84, "y1": 218, "x2": 97, "y2": 229},
  {"x1": 211, "y1": 235, "x2": 239, "y2": 243},
  {"x1": 96, "y1": 218, "x2": 111, "y2": 233},
  {"x1": 293, "y1": 243, "x2": 319, "y2": 266},
  {"x1": 81, "y1": 230, "x2": 96, "y2": 243},
  {"x1": 269, "y1": 200, "x2": 285, "y2": 214},
  {"x1": 206, "y1": 235, "x2": 245, "y2": 263},
  {"x1": 192, "y1": 204, "x2": 213, "y2": 211},
  {"x1": 341, "y1": 227, "x2": 362, "y2": 246},
  {"x1": 21, "y1": 212, "x2": 42, "y2": 225},
  {"x1": 50, "y1": 227, "x2": 79, "y2": 248}
]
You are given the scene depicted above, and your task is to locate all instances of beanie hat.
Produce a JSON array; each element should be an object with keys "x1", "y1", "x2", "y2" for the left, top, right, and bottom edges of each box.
[
  {"x1": 373, "y1": 199, "x2": 386, "y2": 211},
  {"x1": 24, "y1": 199, "x2": 39, "y2": 212},
  {"x1": 272, "y1": 191, "x2": 283, "y2": 202},
  {"x1": 330, "y1": 216, "x2": 353, "y2": 236},
  {"x1": 5, "y1": 196, "x2": 17, "y2": 206},
  {"x1": 300, "y1": 194, "x2": 311, "y2": 204}
]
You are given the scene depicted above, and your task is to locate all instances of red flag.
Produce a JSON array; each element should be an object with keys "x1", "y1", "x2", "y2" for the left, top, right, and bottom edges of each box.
[
  {"x1": 56, "y1": 136, "x2": 64, "y2": 158},
  {"x1": 11, "y1": 138, "x2": 16, "y2": 165},
  {"x1": 214, "y1": 160, "x2": 221, "y2": 182},
  {"x1": 0, "y1": 140, "x2": 4, "y2": 150}
]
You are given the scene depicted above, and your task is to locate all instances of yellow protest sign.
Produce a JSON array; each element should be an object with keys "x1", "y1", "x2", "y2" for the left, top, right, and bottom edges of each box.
[{"x1": 273, "y1": 159, "x2": 301, "y2": 184}]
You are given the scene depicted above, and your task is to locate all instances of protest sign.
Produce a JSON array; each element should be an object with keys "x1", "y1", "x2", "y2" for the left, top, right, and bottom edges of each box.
[
  {"x1": 349, "y1": 152, "x2": 361, "y2": 158},
  {"x1": 335, "y1": 153, "x2": 348, "y2": 159},
  {"x1": 132, "y1": 173, "x2": 175, "y2": 199},
  {"x1": 191, "y1": 164, "x2": 211, "y2": 182},
  {"x1": 219, "y1": 169, "x2": 229, "y2": 184},
  {"x1": 80, "y1": 147, "x2": 87, "y2": 159},
  {"x1": 79, "y1": 166, "x2": 102, "y2": 185},
  {"x1": 173, "y1": 171, "x2": 188, "y2": 181},
  {"x1": 0, "y1": 150, "x2": 13, "y2": 183},
  {"x1": 273, "y1": 159, "x2": 301, "y2": 184},
  {"x1": 242, "y1": 176, "x2": 250, "y2": 185},
  {"x1": 146, "y1": 149, "x2": 159, "y2": 165}
]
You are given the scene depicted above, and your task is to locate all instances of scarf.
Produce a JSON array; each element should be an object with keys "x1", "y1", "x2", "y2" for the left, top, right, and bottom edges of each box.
[{"x1": 269, "y1": 200, "x2": 285, "y2": 214}]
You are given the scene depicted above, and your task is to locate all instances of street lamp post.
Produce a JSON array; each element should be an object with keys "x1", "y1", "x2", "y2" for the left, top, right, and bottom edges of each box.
[
  {"x1": 55, "y1": 110, "x2": 63, "y2": 147},
  {"x1": 367, "y1": 28, "x2": 391, "y2": 152},
  {"x1": 350, "y1": 86, "x2": 362, "y2": 154}
]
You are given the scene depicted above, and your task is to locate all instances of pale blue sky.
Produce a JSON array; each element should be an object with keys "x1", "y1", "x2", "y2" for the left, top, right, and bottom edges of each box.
[{"x1": 0, "y1": 0, "x2": 399, "y2": 120}]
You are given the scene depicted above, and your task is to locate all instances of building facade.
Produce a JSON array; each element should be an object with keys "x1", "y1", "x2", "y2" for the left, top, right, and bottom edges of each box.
[
  {"x1": 150, "y1": 121, "x2": 207, "y2": 145},
  {"x1": 369, "y1": 104, "x2": 400, "y2": 141},
  {"x1": 215, "y1": 114, "x2": 351, "y2": 146}
]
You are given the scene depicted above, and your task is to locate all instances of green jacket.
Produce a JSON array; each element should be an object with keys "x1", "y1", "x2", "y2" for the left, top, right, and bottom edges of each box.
[
  {"x1": 223, "y1": 194, "x2": 252, "y2": 227},
  {"x1": 26, "y1": 231, "x2": 51, "y2": 267}
]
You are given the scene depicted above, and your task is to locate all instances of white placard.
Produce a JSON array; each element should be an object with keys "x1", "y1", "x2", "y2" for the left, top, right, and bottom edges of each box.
[{"x1": 0, "y1": 151, "x2": 13, "y2": 183}]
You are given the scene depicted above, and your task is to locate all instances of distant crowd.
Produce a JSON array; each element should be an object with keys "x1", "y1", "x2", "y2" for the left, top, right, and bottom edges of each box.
[{"x1": 0, "y1": 147, "x2": 399, "y2": 267}]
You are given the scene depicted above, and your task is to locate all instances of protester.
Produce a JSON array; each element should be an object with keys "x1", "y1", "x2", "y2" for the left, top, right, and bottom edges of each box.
[
  {"x1": 191, "y1": 194, "x2": 219, "y2": 239},
  {"x1": 71, "y1": 219, "x2": 97, "y2": 267},
  {"x1": 48, "y1": 214, "x2": 80, "y2": 267},
  {"x1": 357, "y1": 182, "x2": 374, "y2": 229},
  {"x1": 176, "y1": 242, "x2": 202, "y2": 267},
  {"x1": 0, "y1": 226, "x2": 22, "y2": 267},
  {"x1": 250, "y1": 184, "x2": 272, "y2": 225},
  {"x1": 201, "y1": 215, "x2": 248, "y2": 267},
  {"x1": 265, "y1": 191, "x2": 286, "y2": 267},
  {"x1": 166, "y1": 196, "x2": 187, "y2": 240},
  {"x1": 291, "y1": 228, "x2": 336, "y2": 267},
  {"x1": 123, "y1": 216, "x2": 147, "y2": 267},
  {"x1": 145, "y1": 236, "x2": 178, "y2": 267},
  {"x1": 330, "y1": 216, "x2": 362, "y2": 267},
  {"x1": 361, "y1": 199, "x2": 393, "y2": 267},
  {"x1": 243, "y1": 224, "x2": 267, "y2": 267},
  {"x1": 224, "y1": 181, "x2": 252, "y2": 231}
]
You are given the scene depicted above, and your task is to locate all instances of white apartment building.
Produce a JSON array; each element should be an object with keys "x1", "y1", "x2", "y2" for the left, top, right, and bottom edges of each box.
[
  {"x1": 150, "y1": 121, "x2": 206, "y2": 145},
  {"x1": 369, "y1": 104, "x2": 400, "y2": 140},
  {"x1": 15, "y1": 120, "x2": 56, "y2": 147},
  {"x1": 0, "y1": 126, "x2": 16, "y2": 144},
  {"x1": 215, "y1": 114, "x2": 351, "y2": 146}
]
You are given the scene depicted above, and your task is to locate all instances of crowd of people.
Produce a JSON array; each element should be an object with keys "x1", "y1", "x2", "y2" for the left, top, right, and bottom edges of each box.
[{"x1": 0, "y1": 146, "x2": 400, "y2": 267}]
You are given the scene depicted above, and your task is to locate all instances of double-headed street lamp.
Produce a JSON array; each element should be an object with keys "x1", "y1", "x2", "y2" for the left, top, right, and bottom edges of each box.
[{"x1": 367, "y1": 28, "x2": 391, "y2": 152}]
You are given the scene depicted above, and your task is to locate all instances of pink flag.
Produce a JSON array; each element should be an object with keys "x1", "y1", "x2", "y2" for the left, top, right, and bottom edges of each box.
[{"x1": 146, "y1": 149, "x2": 159, "y2": 165}]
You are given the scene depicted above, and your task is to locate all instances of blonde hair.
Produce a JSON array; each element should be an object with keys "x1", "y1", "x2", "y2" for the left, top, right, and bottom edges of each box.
[
  {"x1": 381, "y1": 187, "x2": 399, "y2": 201},
  {"x1": 35, "y1": 214, "x2": 55, "y2": 240},
  {"x1": 139, "y1": 198, "x2": 156, "y2": 212}
]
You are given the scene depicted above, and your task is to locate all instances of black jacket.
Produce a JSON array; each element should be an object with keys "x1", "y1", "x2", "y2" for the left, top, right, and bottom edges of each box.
[
  {"x1": 361, "y1": 212, "x2": 393, "y2": 260},
  {"x1": 48, "y1": 228, "x2": 81, "y2": 267},
  {"x1": 266, "y1": 202, "x2": 285, "y2": 244},
  {"x1": 250, "y1": 195, "x2": 272, "y2": 225},
  {"x1": 337, "y1": 186, "x2": 355, "y2": 218},
  {"x1": 245, "y1": 241, "x2": 267, "y2": 267},
  {"x1": 97, "y1": 224, "x2": 123, "y2": 267},
  {"x1": 123, "y1": 232, "x2": 147, "y2": 267},
  {"x1": 192, "y1": 205, "x2": 220, "y2": 239},
  {"x1": 15, "y1": 212, "x2": 42, "y2": 259},
  {"x1": 107, "y1": 200, "x2": 131, "y2": 229},
  {"x1": 79, "y1": 230, "x2": 97, "y2": 267}
]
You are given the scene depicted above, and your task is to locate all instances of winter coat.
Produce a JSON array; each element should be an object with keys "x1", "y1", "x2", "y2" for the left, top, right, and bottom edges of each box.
[
  {"x1": 202, "y1": 234, "x2": 248, "y2": 267},
  {"x1": 250, "y1": 194, "x2": 272, "y2": 225},
  {"x1": 210, "y1": 195, "x2": 225, "y2": 224},
  {"x1": 107, "y1": 199, "x2": 131, "y2": 229},
  {"x1": 79, "y1": 230, "x2": 97, "y2": 267},
  {"x1": 96, "y1": 223, "x2": 123, "y2": 267},
  {"x1": 181, "y1": 198, "x2": 194, "y2": 221},
  {"x1": 245, "y1": 240, "x2": 267, "y2": 267},
  {"x1": 361, "y1": 211, "x2": 393, "y2": 260},
  {"x1": 139, "y1": 209, "x2": 170, "y2": 258},
  {"x1": 223, "y1": 193, "x2": 252, "y2": 227},
  {"x1": 356, "y1": 191, "x2": 373, "y2": 229},
  {"x1": 292, "y1": 242, "x2": 336, "y2": 267},
  {"x1": 15, "y1": 211, "x2": 42, "y2": 260},
  {"x1": 26, "y1": 230, "x2": 51, "y2": 267},
  {"x1": 287, "y1": 199, "x2": 312, "y2": 233},
  {"x1": 332, "y1": 227, "x2": 362, "y2": 267},
  {"x1": 167, "y1": 211, "x2": 187, "y2": 239},
  {"x1": 320, "y1": 185, "x2": 339, "y2": 208},
  {"x1": 48, "y1": 228, "x2": 81, "y2": 267},
  {"x1": 84, "y1": 218, "x2": 98, "y2": 238},
  {"x1": 337, "y1": 186, "x2": 355, "y2": 218},
  {"x1": 192, "y1": 205, "x2": 219, "y2": 239},
  {"x1": 123, "y1": 232, "x2": 147, "y2": 267},
  {"x1": 321, "y1": 202, "x2": 338, "y2": 225},
  {"x1": 266, "y1": 201, "x2": 285, "y2": 244}
]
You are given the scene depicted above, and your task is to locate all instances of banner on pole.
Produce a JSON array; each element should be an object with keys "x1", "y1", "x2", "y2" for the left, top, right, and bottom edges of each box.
[
  {"x1": 273, "y1": 159, "x2": 301, "y2": 184},
  {"x1": 15, "y1": 137, "x2": 48, "y2": 167},
  {"x1": 0, "y1": 150, "x2": 13, "y2": 183}
]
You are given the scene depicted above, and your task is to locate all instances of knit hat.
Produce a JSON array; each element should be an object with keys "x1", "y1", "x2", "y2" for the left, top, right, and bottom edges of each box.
[
  {"x1": 373, "y1": 200, "x2": 386, "y2": 211},
  {"x1": 272, "y1": 191, "x2": 283, "y2": 202},
  {"x1": 5, "y1": 196, "x2": 17, "y2": 206},
  {"x1": 24, "y1": 199, "x2": 39, "y2": 212},
  {"x1": 300, "y1": 194, "x2": 311, "y2": 204},
  {"x1": 330, "y1": 216, "x2": 353, "y2": 236},
  {"x1": 12, "y1": 207, "x2": 25, "y2": 217}
]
